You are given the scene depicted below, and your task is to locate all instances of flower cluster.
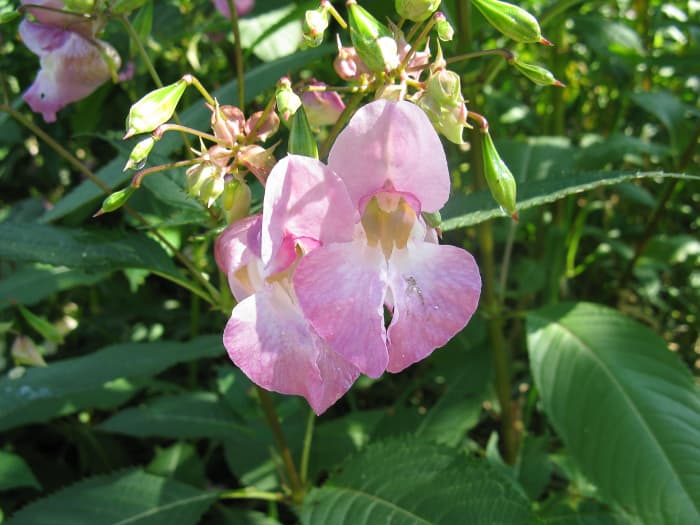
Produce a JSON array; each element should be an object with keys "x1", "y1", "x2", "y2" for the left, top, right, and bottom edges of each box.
[
  {"x1": 19, "y1": 0, "x2": 121, "y2": 122},
  {"x1": 216, "y1": 100, "x2": 481, "y2": 414}
]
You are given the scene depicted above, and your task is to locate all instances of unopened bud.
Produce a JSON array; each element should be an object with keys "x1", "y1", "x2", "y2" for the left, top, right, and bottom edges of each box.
[
  {"x1": 434, "y1": 12, "x2": 454, "y2": 41},
  {"x1": 481, "y1": 131, "x2": 517, "y2": 218},
  {"x1": 11, "y1": 336, "x2": 46, "y2": 367},
  {"x1": 276, "y1": 78, "x2": 302, "y2": 126},
  {"x1": 425, "y1": 68, "x2": 462, "y2": 106},
  {"x1": 239, "y1": 144, "x2": 277, "y2": 181},
  {"x1": 123, "y1": 136, "x2": 157, "y2": 171},
  {"x1": 347, "y1": 1, "x2": 399, "y2": 72},
  {"x1": 334, "y1": 35, "x2": 370, "y2": 81},
  {"x1": 124, "y1": 79, "x2": 188, "y2": 138},
  {"x1": 245, "y1": 110, "x2": 280, "y2": 142},
  {"x1": 288, "y1": 107, "x2": 319, "y2": 159},
  {"x1": 210, "y1": 103, "x2": 246, "y2": 145},
  {"x1": 302, "y1": 83, "x2": 346, "y2": 127},
  {"x1": 94, "y1": 186, "x2": 136, "y2": 217},
  {"x1": 302, "y1": 6, "x2": 330, "y2": 48},
  {"x1": 470, "y1": 0, "x2": 550, "y2": 45},
  {"x1": 395, "y1": 0, "x2": 441, "y2": 22},
  {"x1": 510, "y1": 59, "x2": 565, "y2": 86},
  {"x1": 222, "y1": 180, "x2": 252, "y2": 224},
  {"x1": 186, "y1": 163, "x2": 219, "y2": 198},
  {"x1": 200, "y1": 172, "x2": 226, "y2": 208}
]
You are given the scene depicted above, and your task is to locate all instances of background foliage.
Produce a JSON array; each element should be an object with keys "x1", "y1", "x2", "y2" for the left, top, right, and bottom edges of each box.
[{"x1": 0, "y1": 0, "x2": 698, "y2": 523}]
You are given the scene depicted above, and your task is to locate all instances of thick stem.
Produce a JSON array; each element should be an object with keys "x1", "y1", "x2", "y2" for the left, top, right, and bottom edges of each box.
[{"x1": 256, "y1": 388, "x2": 304, "y2": 502}]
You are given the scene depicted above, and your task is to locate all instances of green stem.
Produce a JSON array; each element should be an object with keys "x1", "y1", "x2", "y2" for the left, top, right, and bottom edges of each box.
[
  {"x1": 130, "y1": 158, "x2": 201, "y2": 188},
  {"x1": 256, "y1": 388, "x2": 304, "y2": 502},
  {"x1": 218, "y1": 488, "x2": 285, "y2": 501},
  {"x1": 226, "y1": 0, "x2": 246, "y2": 108},
  {"x1": 319, "y1": 91, "x2": 364, "y2": 159},
  {"x1": 446, "y1": 48, "x2": 514, "y2": 66},
  {"x1": 300, "y1": 408, "x2": 315, "y2": 486},
  {"x1": 154, "y1": 123, "x2": 226, "y2": 146},
  {"x1": 183, "y1": 74, "x2": 218, "y2": 106}
]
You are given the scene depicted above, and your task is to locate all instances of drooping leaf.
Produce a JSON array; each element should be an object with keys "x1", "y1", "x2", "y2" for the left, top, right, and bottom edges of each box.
[
  {"x1": 5, "y1": 469, "x2": 217, "y2": 525},
  {"x1": 99, "y1": 392, "x2": 248, "y2": 439},
  {"x1": 301, "y1": 437, "x2": 534, "y2": 525},
  {"x1": 0, "y1": 336, "x2": 223, "y2": 431},
  {"x1": 527, "y1": 302, "x2": 700, "y2": 525},
  {"x1": 40, "y1": 46, "x2": 334, "y2": 223},
  {"x1": 0, "y1": 451, "x2": 41, "y2": 491},
  {"x1": 17, "y1": 305, "x2": 64, "y2": 344},
  {"x1": 441, "y1": 171, "x2": 699, "y2": 231},
  {"x1": 147, "y1": 442, "x2": 207, "y2": 488}
]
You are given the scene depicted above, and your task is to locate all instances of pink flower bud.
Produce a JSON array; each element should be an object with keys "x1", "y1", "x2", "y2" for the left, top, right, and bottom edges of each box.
[
  {"x1": 245, "y1": 110, "x2": 280, "y2": 142},
  {"x1": 334, "y1": 35, "x2": 370, "y2": 81},
  {"x1": 210, "y1": 103, "x2": 246, "y2": 145}
]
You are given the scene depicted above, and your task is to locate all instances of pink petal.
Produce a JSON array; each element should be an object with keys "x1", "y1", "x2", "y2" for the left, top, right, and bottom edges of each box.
[
  {"x1": 211, "y1": 0, "x2": 255, "y2": 18},
  {"x1": 21, "y1": 0, "x2": 95, "y2": 37},
  {"x1": 224, "y1": 283, "x2": 359, "y2": 414},
  {"x1": 20, "y1": 23, "x2": 120, "y2": 122},
  {"x1": 261, "y1": 155, "x2": 357, "y2": 276},
  {"x1": 385, "y1": 242, "x2": 481, "y2": 373},
  {"x1": 294, "y1": 240, "x2": 389, "y2": 378},
  {"x1": 215, "y1": 214, "x2": 262, "y2": 301},
  {"x1": 328, "y1": 99, "x2": 450, "y2": 213}
]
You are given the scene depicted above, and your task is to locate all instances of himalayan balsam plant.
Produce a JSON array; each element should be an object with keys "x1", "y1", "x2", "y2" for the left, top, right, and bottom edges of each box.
[{"x1": 0, "y1": 0, "x2": 698, "y2": 524}]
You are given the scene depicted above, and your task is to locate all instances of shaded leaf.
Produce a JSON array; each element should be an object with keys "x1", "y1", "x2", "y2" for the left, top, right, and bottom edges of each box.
[{"x1": 0, "y1": 451, "x2": 41, "y2": 491}]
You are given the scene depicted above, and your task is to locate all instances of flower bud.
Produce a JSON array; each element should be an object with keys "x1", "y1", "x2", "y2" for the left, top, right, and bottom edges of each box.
[
  {"x1": 302, "y1": 83, "x2": 346, "y2": 127},
  {"x1": 470, "y1": 0, "x2": 550, "y2": 45},
  {"x1": 288, "y1": 107, "x2": 319, "y2": 159},
  {"x1": 375, "y1": 83, "x2": 406, "y2": 102},
  {"x1": 434, "y1": 12, "x2": 454, "y2": 41},
  {"x1": 245, "y1": 110, "x2": 280, "y2": 142},
  {"x1": 94, "y1": 186, "x2": 136, "y2": 217},
  {"x1": 395, "y1": 0, "x2": 441, "y2": 22},
  {"x1": 124, "y1": 79, "x2": 188, "y2": 138},
  {"x1": 302, "y1": 5, "x2": 330, "y2": 48},
  {"x1": 334, "y1": 36, "x2": 371, "y2": 81},
  {"x1": 210, "y1": 103, "x2": 246, "y2": 145},
  {"x1": 186, "y1": 162, "x2": 220, "y2": 199},
  {"x1": 510, "y1": 59, "x2": 565, "y2": 86},
  {"x1": 481, "y1": 131, "x2": 517, "y2": 218},
  {"x1": 222, "y1": 180, "x2": 252, "y2": 224},
  {"x1": 275, "y1": 78, "x2": 302, "y2": 126},
  {"x1": 238, "y1": 144, "x2": 277, "y2": 182},
  {"x1": 123, "y1": 136, "x2": 157, "y2": 171},
  {"x1": 347, "y1": 1, "x2": 399, "y2": 72},
  {"x1": 200, "y1": 171, "x2": 226, "y2": 208},
  {"x1": 425, "y1": 68, "x2": 462, "y2": 106},
  {"x1": 11, "y1": 336, "x2": 46, "y2": 368},
  {"x1": 417, "y1": 94, "x2": 469, "y2": 144}
]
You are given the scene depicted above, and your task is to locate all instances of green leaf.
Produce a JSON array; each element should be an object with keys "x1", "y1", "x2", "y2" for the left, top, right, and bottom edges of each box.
[
  {"x1": 539, "y1": 500, "x2": 632, "y2": 525},
  {"x1": 0, "y1": 223, "x2": 178, "y2": 276},
  {"x1": 0, "y1": 265, "x2": 107, "y2": 312},
  {"x1": 0, "y1": 451, "x2": 41, "y2": 491},
  {"x1": 527, "y1": 302, "x2": 700, "y2": 525},
  {"x1": 0, "y1": 336, "x2": 222, "y2": 431},
  {"x1": 17, "y1": 305, "x2": 63, "y2": 344},
  {"x1": 301, "y1": 437, "x2": 534, "y2": 525},
  {"x1": 239, "y1": 4, "x2": 302, "y2": 61},
  {"x1": 631, "y1": 91, "x2": 699, "y2": 154},
  {"x1": 5, "y1": 469, "x2": 216, "y2": 525},
  {"x1": 40, "y1": 46, "x2": 334, "y2": 223},
  {"x1": 441, "y1": 171, "x2": 700, "y2": 231},
  {"x1": 130, "y1": 0, "x2": 154, "y2": 59},
  {"x1": 99, "y1": 392, "x2": 248, "y2": 439},
  {"x1": 147, "y1": 443, "x2": 206, "y2": 488}
]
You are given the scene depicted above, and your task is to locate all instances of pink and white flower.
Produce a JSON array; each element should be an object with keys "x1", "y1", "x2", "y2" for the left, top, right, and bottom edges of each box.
[
  {"x1": 19, "y1": 0, "x2": 120, "y2": 122},
  {"x1": 211, "y1": 0, "x2": 255, "y2": 18}
]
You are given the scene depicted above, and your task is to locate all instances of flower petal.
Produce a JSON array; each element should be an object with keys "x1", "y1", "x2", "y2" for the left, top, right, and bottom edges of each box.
[
  {"x1": 294, "y1": 239, "x2": 389, "y2": 377},
  {"x1": 261, "y1": 155, "x2": 357, "y2": 276},
  {"x1": 386, "y1": 242, "x2": 481, "y2": 373},
  {"x1": 328, "y1": 99, "x2": 449, "y2": 213},
  {"x1": 212, "y1": 0, "x2": 255, "y2": 18},
  {"x1": 21, "y1": 0, "x2": 95, "y2": 37},
  {"x1": 224, "y1": 283, "x2": 359, "y2": 414},
  {"x1": 215, "y1": 214, "x2": 263, "y2": 301}
]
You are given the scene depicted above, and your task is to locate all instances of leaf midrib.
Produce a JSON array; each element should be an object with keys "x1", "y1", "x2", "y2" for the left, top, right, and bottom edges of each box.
[
  {"x1": 111, "y1": 492, "x2": 215, "y2": 525},
  {"x1": 533, "y1": 311, "x2": 700, "y2": 520}
]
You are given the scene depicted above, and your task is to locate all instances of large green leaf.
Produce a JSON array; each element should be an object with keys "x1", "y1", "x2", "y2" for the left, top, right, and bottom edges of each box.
[
  {"x1": 5, "y1": 469, "x2": 216, "y2": 525},
  {"x1": 40, "y1": 46, "x2": 334, "y2": 223},
  {"x1": 0, "y1": 265, "x2": 107, "y2": 311},
  {"x1": 441, "y1": 171, "x2": 699, "y2": 231},
  {"x1": 527, "y1": 302, "x2": 700, "y2": 525},
  {"x1": 301, "y1": 437, "x2": 534, "y2": 525},
  {"x1": 0, "y1": 336, "x2": 222, "y2": 431},
  {"x1": 99, "y1": 392, "x2": 248, "y2": 439},
  {"x1": 0, "y1": 451, "x2": 41, "y2": 491}
]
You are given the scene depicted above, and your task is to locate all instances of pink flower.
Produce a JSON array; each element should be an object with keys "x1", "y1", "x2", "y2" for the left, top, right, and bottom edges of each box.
[
  {"x1": 19, "y1": 1, "x2": 120, "y2": 122},
  {"x1": 216, "y1": 156, "x2": 360, "y2": 414},
  {"x1": 293, "y1": 100, "x2": 481, "y2": 377},
  {"x1": 211, "y1": 0, "x2": 255, "y2": 18},
  {"x1": 301, "y1": 82, "x2": 346, "y2": 127}
]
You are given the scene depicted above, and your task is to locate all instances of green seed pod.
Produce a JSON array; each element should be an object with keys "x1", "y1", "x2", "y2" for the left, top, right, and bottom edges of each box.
[
  {"x1": 288, "y1": 107, "x2": 319, "y2": 159},
  {"x1": 395, "y1": 0, "x2": 441, "y2": 22},
  {"x1": 510, "y1": 58, "x2": 564, "y2": 86},
  {"x1": 302, "y1": 6, "x2": 330, "y2": 48},
  {"x1": 275, "y1": 78, "x2": 302, "y2": 126},
  {"x1": 123, "y1": 136, "x2": 157, "y2": 171},
  {"x1": 222, "y1": 180, "x2": 252, "y2": 224},
  {"x1": 434, "y1": 12, "x2": 454, "y2": 41},
  {"x1": 425, "y1": 68, "x2": 463, "y2": 106},
  {"x1": 124, "y1": 79, "x2": 187, "y2": 138},
  {"x1": 94, "y1": 186, "x2": 136, "y2": 217},
  {"x1": 481, "y1": 131, "x2": 517, "y2": 218},
  {"x1": 470, "y1": 0, "x2": 549, "y2": 45},
  {"x1": 347, "y1": 1, "x2": 399, "y2": 72}
]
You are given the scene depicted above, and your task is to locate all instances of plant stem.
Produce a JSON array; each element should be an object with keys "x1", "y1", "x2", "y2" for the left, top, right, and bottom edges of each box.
[
  {"x1": 226, "y1": 0, "x2": 246, "y2": 109},
  {"x1": 446, "y1": 48, "x2": 514, "y2": 66},
  {"x1": 300, "y1": 408, "x2": 315, "y2": 486},
  {"x1": 256, "y1": 387, "x2": 304, "y2": 502},
  {"x1": 218, "y1": 488, "x2": 285, "y2": 501}
]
